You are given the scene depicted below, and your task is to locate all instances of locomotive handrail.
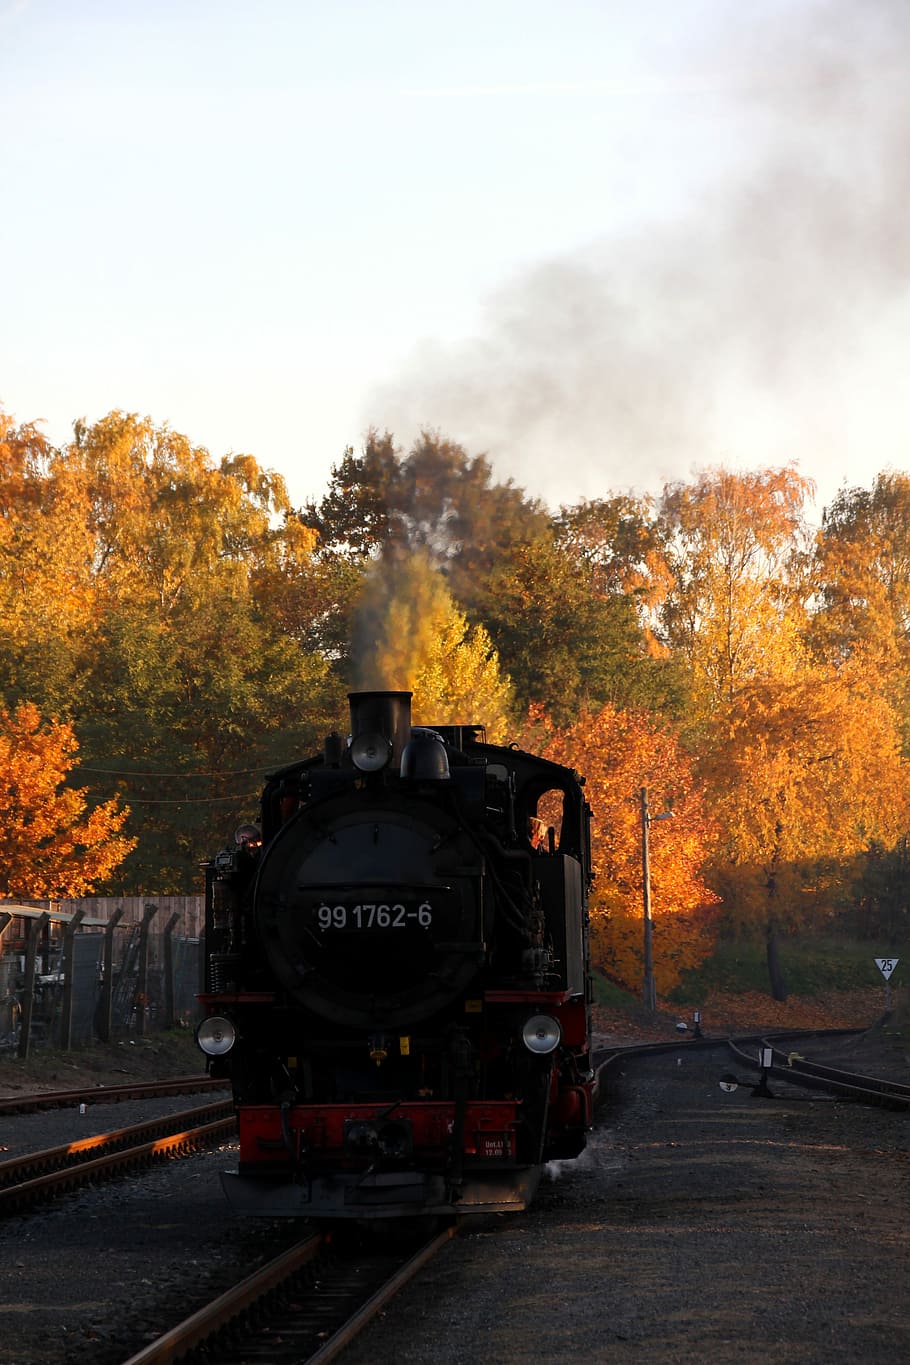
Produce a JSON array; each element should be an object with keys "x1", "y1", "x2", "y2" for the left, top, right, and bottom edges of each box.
[{"x1": 297, "y1": 881, "x2": 455, "y2": 892}]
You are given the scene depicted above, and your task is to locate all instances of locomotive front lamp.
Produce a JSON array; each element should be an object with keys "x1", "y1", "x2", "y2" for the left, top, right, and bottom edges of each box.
[
  {"x1": 522, "y1": 1014, "x2": 561, "y2": 1055},
  {"x1": 196, "y1": 1015, "x2": 237, "y2": 1057},
  {"x1": 351, "y1": 731, "x2": 393, "y2": 772}
]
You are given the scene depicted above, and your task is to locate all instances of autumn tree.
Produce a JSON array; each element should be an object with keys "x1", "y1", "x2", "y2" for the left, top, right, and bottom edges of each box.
[
  {"x1": 303, "y1": 429, "x2": 676, "y2": 721},
  {"x1": 0, "y1": 702, "x2": 134, "y2": 896},
  {"x1": 302, "y1": 428, "x2": 550, "y2": 577},
  {"x1": 70, "y1": 412, "x2": 299, "y2": 614},
  {"x1": 471, "y1": 536, "x2": 667, "y2": 724},
  {"x1": 808, "y1": 473, "x2": 910, "y2": 746},
  {"x1": 351, "y1": 549, "x2": 514, "y2": 740},
  {"x1": 299, "y1": 432, "x2": 401, "y2": 559},
  {"x1": 699, "y1": 665, "x2": 910, "y2": 997},
  {"x1": 553, "y1": 496, "x2": 692, "y2": 720},
  {"x1": 75, "y1": 591, "x2": 339, "y2": 892},
  {"x1": 555, "y1": 494, "x2": 673, "y2": 644},
  {"x1": 657, "y1": 467, "x2": 814, "y2": 724},
  {"x1": 58, "y1": 413, "x2": 342, "y2": 891},
  {"x1": 251, "y1": 513, "x2": 363, "y2": 662},
  {"x1": 0, "y1": 411, "x2": 96, "y2": 716},
  {"x1": 537, "y1": 704, "x2": 719, "y2": 996},
  {"x1": 847, "y1": 836, "x2": 910, "y2": 944}
]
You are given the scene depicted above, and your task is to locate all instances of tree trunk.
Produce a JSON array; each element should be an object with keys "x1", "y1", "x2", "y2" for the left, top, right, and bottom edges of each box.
[
  {"x1": 765, "y1": 847, "x2": 788, "y2": 1002},
  {"x1": 766, "y1": 924, "x2": 788, "y2": 1002}
]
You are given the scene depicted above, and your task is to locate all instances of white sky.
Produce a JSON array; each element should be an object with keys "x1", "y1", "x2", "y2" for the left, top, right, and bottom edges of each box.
[{"x1": 2, "y1": 0, "x2": 908, "y2": 520}]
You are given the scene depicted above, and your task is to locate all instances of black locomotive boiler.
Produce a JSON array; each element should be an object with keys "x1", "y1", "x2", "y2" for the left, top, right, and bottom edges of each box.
[{"x1": 198, "y1": 691, "x2": 595, "y2": 1220}]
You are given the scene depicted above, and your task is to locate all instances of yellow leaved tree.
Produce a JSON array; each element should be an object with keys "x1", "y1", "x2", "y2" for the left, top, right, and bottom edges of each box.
[
  {"x1": 808, "y1": 473, "x2": 910, "y2": 748},
  {"x1": 658, "y1": 466, "x2": 814, "y2": 723},
  {"x1": 0, "y1": 412, "x2": 96, "y2": 713},
  {"x1": 350, "y1": 549, "x2": 514, "y2": 741}
]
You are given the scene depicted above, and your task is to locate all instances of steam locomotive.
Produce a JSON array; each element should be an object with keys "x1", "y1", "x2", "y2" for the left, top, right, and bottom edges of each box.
[{"x1": 197, "y1": 691, "x2": 594, "y2": 1220}]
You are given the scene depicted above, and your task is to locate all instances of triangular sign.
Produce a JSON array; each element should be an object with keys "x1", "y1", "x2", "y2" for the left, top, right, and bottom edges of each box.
[{"x1": 875, "y1": 957, "x2": 899, "y2": 980}]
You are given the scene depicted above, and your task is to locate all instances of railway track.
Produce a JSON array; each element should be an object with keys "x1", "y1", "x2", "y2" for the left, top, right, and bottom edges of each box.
[
  {"x1": 592, "y1": 1025, "x2": 871, "y2": 1105},
  {"x1": 727, "y1": 1035, "x2": 910, "y2": 1108},
  {"x1": 0, "y1": 1100, "x2": 235, "y2": 1214},
  {"x1": 0, "y1": 1074, "x2": 226, "y2": 1115},
  {"x1": 120, "y1": 1226, "x2": 456, "y2": 1365}
]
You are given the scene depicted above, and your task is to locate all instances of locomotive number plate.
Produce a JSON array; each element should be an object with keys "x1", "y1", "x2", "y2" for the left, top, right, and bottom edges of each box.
[{"x1": 315, "y1": 902, "x2": 433, "y2": 930}]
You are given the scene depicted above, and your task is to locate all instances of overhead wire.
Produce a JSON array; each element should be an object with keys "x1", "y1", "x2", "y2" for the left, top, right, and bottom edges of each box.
[{"x1": 72, "y1": 763, "x2": 275, "y2": 779}]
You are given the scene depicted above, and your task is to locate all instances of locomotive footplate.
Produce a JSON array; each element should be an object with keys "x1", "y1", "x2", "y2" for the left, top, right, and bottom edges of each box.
[{"x1": 220, "y1": 1166, "x2": 541, "y2": 1219}]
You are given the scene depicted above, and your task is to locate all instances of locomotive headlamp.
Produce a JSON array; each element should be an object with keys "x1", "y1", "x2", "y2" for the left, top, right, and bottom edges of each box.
[
  {"x1": 351, "y1": 731, "x2": 393, "y2": 772},
  {"x1": 521, "y1": 1014, "x2": 561, "y2": 1055},
  {"x1": 196, "y1": 1015, "x2": 237, "y2": 1057}
]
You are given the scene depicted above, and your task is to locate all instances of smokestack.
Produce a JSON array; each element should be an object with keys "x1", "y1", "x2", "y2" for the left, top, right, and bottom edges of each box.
[{"x1": 348, "y1": 691, "x2": 413, "y2": 771}]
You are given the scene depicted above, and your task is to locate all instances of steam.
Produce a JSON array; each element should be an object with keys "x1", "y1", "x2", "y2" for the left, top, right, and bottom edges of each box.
[
  {"x1": 367, "y1": 2, "x2": 910, "y2": 515},
  {"x1": 349, "y1": 547, "x2": 453, "y2": 693}
]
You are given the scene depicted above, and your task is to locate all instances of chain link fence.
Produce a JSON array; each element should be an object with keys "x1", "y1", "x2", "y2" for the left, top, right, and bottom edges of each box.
[{"x1": 0, "y1": 901, "x2": 204, "y2": 1057}]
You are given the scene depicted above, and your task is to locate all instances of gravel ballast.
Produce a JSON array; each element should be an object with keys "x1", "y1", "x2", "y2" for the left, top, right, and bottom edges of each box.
[
  {"x1": 343, "y1": 1027, "x2": 910, "y2": 1364},
  {"x1": 1, "y1": 1025, "x2": 909, "y2": 1363}
]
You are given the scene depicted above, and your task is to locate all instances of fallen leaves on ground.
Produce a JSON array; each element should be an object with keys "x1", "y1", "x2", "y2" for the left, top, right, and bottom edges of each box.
[{"x1": 593, "y1": 986, "x2": 898, "y2": 1045}]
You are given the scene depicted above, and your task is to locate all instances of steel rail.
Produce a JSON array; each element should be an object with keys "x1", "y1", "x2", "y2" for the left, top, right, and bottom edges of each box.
[
  {"x1": 726, "y1": 1037, "x2": 910, "y2": 1109},
  {"x1": 119, "y1": 1233, "x2": 326, "y2": 1365},
  {"x1": 763, "y1": 1042, "x2": 910, "y2": 1100},
  {"x1": 0, "y1": 1115, "x2": 236, "y2": 1215},
  {"x1": 307, "y1": 1227, "x2": 457, "y2": 1364},
  {"x1": 118, "y1": 1226, "x2": 456, "y2": 1365},
  {"x1": 593, "y1": 1027, "x2": 867, "y2": 1106},
  {"x1": 0, "y1": 1099, "x2": 233, "y2": 1188},
  {"x1": 0, "y1": 1075, "x2": 226, "y2": 1116}
]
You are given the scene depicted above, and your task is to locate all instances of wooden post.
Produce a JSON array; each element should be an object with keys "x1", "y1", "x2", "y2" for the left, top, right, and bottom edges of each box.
[
  {"x1": 135, "y1": 904, "x2": 158, "y2": 1037},
  {"x1": 98, "y1": 908, "x2": 125, "y2": 1043},
  {"x1": 0, "y1": 913, "x2": 13, "y2": 1047},
  {"x1": 60, "y1": 908, "x2": 86, "y2": 1051},
  {"x1": 162, "y1": 912, "x2": 181, "y2": 1029},
  {"x1": 18, "y1": 912, "x2": 50, "y2": 1059},
  {"x1": 640, "y1": 787, "x2": 674, "y2": 1017}
]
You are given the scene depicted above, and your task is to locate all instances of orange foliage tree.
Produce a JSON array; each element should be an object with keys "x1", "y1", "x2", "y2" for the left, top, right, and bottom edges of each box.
[
  {"x1": 699, "y1": 664, "x2": 910, "y2": 997},
  {"x1": 350, "y1": 549, "x2": 514, "y2": 741},
  {"x1": 0, "y1": 703, "x2": 135, "y2": 897},
  {"x1": 533, "y1": 704, "x2": 720, "y2": 995}
]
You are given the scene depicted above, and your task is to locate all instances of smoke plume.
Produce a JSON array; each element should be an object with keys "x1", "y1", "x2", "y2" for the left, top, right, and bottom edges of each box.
[
  {"x1": 350, "y1": 547, "x2": 452, "y2": 693},
  {"x1": 367, "y1": 2, "x2": 910, "y2": 516}
]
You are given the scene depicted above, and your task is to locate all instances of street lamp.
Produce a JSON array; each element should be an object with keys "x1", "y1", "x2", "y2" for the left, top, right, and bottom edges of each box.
[{"x1": 640, "y1": 786, "x2": 674, "y2": 1015}]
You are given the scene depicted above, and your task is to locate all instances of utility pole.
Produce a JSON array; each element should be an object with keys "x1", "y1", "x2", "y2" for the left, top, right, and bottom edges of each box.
[{"x1": 640, "y1": 786, "x2": 674, "y2": 1016}]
